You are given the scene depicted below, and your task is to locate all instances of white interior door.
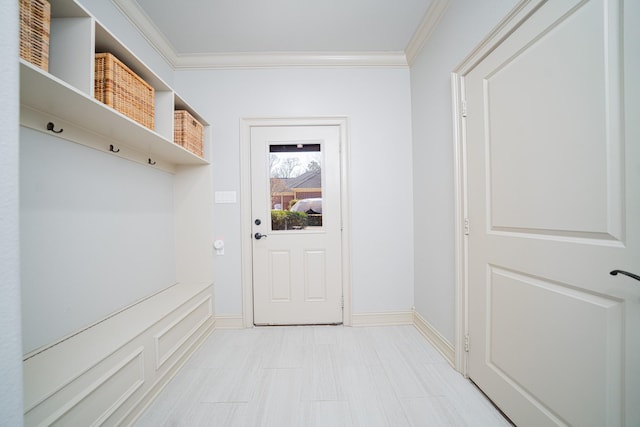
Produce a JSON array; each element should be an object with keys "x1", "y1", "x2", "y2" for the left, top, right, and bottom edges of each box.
[
  {"x1": 250, "y1": 125, "x2": 342, "y2": 325},
  {"x1": 463, "y1": 0, "x2": 639, "y2": 425}
]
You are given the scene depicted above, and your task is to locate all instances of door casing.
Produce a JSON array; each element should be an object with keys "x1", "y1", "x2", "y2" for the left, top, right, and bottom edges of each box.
[
  {"x1": 451, "y1": 0, "x2": 541, "y2": 378},
  {"x1": 240, "y1": 117, "x2": 352, "y2": 327}
]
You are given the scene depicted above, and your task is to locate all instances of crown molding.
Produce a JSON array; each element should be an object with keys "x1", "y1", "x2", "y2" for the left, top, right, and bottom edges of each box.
[
  {"x1": 405, "y1": 0, "x2": 451, "y2": 66},
  {"x1": 112, "y1": 0, "x2": 179, "y2": 66},
  {"x1": 112, "y1": 0, "x2": 429, "y2": 69},
  {"x1": 173, "y1": 51, "x2": 408, "y2": 69}
]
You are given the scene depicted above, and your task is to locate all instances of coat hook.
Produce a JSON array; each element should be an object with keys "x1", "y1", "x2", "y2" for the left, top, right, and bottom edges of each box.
[
  {"x1": 46, "y1": 122, "x2": 63, "y2": 133},
  {"x1": 109, "y1": 144, "x2": 120, "y2": 153},
  {"x1": 148, "y1": 158, "x2": 156, "y2": 165}
]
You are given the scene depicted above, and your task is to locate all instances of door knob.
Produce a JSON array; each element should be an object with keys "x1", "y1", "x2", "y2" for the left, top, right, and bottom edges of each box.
[
  {"x1": 254, "y1": 232, "x2": 268, "y2": 240},
  {"x1": 610, "y1": 270, "x2": 640, "y2": 282}
]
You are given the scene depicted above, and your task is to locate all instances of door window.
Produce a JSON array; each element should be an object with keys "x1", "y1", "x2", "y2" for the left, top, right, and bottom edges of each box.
[{"x1": 269, "y1": 143, "x2": 323, "y2": 231}]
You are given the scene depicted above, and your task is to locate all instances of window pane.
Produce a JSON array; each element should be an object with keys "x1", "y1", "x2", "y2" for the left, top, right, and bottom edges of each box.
[{"x1": 269, "y1": 144, "x2": 322, "y2": 231}]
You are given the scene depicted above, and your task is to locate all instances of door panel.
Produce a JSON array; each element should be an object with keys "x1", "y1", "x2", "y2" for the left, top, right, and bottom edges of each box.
[
  {"x1": 304, "y1": 250, "x2": 327, "y2": 301},
  {"x1": 487, "y1": 267, "x2": 623, "y2": 425},
  {"x1": 270, "y1": 250, "x2": 292, "y2": 301},
  {"x1": 251, "y1": 125, "x2": 342, "y2": 325},
  {"x1": 464, "y1": 0, "x2": 638, "y2": 425},
  {"x1": 484, "y1": 0, "x2": 622, "y2": 240}
]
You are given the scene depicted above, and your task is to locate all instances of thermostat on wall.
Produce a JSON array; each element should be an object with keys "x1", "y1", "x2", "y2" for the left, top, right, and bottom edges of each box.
[{"x1": 213, "y1": 239, "x2": 225, "y2": 255}]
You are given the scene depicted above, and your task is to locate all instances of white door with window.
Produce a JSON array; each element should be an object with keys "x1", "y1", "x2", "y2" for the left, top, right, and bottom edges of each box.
[
  {"x1": 250, "y1": 125, "x2": 343, "y2": 325},
  {"x1": 461, "y1": 0, "x2": 639, "y2": 425}
]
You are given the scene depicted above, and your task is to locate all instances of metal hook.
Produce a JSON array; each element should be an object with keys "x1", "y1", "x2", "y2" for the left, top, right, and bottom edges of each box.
[
  {"x1": 148, "y1": 158, "x2": 156, "y2": 165},
  {"x1": 46, "y1": 122, "x2": 63, "y2": 133},
  {"x1": 109, "y1": 144, "x2": 120, "y2": 153}
]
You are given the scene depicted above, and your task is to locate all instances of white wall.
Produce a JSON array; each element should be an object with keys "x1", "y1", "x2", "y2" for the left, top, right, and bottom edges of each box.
[
  {"x1": 20, "y1": 129, "x2": 176, "y2": 353},
  {"x1": 174, "y1": 67, "x2": 415, "y2": 316},
  {"x1": 1, "y1": 0, "x2": 23, "y2": 423},
  {"x1": 410, "y1": 0, "x2": 519, "y2": 343}
]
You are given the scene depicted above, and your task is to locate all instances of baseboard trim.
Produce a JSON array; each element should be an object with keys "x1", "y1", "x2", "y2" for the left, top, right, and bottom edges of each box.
[
  {"x1": 413, "y1": 310, "x2": 455, "y2": 367},
  {"x1": 214, "y1": 315, "x2": 245, "y2": 329},
  {"x1": 350, "y1": 311, "x2": 414, "y2": 327}
]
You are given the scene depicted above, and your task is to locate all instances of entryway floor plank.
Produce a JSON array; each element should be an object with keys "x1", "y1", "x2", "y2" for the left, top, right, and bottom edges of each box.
[{"x1": 134, "y1": 325, "x2": 511, "y2": 426}]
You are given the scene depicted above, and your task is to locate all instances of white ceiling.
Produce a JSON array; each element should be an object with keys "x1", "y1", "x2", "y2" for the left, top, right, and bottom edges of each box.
[{"x1": 113, "y1": 0, "x2": 447, "y2": 68}]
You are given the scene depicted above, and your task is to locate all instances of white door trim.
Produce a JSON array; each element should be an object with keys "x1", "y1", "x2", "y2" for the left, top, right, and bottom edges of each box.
[
  {"x1": 450, "y1": 0, "x2": 542, "y2": 376},
  {"x1": 239, "y1": 117, "x2": 352, "y2": 327}
]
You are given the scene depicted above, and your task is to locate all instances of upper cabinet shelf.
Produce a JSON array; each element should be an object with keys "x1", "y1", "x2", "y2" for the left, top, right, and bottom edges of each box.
[
  {"x1": 19, "y1": 0, "x2": 209, "y2": 168},
  {"x1": 20, "y1": 61, "x2": 207, "y2": 166}
]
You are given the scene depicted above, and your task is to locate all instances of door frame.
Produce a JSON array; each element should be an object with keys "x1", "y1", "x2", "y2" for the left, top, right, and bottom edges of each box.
[
  {"x1": 239, "y1": 117, "x2": 352, "y2": 327},
  {"x1": 450, "y1": 0, "x2": 542, "y2": 376}
]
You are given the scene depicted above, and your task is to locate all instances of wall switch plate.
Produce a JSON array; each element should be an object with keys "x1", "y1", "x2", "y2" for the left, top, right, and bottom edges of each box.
[{"x1": 215, "y1": 191, "x2": 237, "y2": 204}]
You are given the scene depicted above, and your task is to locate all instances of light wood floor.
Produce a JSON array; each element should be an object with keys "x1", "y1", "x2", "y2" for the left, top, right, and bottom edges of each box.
[{"x1": 134, "y1": 325, "x2": 511, "y2": 426}]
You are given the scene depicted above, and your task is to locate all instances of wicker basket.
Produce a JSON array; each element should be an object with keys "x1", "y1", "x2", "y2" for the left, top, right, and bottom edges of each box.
[
  {"x1": 174, "y1": 110, "x2": 204, "y2": 158},
  {"x1": 94, "y1": 53, "x2": 155, "y2": 130},
  {"x1": 20, "y1": 0, "x2": 51, "y2": 71}
]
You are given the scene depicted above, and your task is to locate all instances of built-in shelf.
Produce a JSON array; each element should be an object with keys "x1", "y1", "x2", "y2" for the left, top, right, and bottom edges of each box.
[
  {"x1": 20, "y1": 60, "x2": 208, "y2": 167},
  {"x1": 19, "y1": 0, "x2": 215, "y2": 424},
  {"x1": 20, "y1": 0, "x2": 210, "y2": 168}
]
